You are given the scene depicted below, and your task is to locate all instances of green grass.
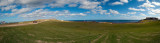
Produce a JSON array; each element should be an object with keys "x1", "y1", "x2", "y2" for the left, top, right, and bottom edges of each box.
[{"x1": 0, "y1": 21, "x2": 160, "y2": 43}]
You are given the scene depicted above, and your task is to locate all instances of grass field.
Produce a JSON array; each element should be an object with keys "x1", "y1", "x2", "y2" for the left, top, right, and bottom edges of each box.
[{"x1": 0, "y1": 20, "x2": 160, "y2": 43}]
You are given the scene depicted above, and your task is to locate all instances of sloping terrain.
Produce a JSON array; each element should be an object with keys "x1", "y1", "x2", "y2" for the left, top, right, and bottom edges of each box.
[{"x1": 0, "y1": 20, "x2": 160, "y2": 43}]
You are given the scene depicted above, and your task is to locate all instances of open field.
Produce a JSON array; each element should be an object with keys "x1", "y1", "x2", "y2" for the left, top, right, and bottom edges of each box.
[{"x1": 0, "y1": 21, "x2": 160, "y2": 43}]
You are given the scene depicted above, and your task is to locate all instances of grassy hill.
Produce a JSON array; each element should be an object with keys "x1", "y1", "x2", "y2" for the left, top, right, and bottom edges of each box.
[{"x1": 0, "y1": 20, "x2": 160, "y2": 43}]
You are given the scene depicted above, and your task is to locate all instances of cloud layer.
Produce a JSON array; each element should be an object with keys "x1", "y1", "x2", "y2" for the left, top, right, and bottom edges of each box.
[{"x1": 1, "y1": 0, "x2": 160, "y2": 20}]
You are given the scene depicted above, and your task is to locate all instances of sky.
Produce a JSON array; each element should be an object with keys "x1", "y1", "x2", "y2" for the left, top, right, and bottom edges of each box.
[{"x1": 0, "y1": 0, "x2": 160, "y2": 22}]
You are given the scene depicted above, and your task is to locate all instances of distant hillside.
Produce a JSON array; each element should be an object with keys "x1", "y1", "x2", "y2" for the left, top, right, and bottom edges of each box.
[
  {"x1": 139, "y1": 17, "x2": 160, "y2": 23},
  {"x1": 18, "y1": 19, "x2": 69, "y2": 24}
]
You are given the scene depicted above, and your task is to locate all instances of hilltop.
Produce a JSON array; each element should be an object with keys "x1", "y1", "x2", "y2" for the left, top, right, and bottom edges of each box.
[{"x1": 0, "y1": 19, "x2": 70, "y2": 27}]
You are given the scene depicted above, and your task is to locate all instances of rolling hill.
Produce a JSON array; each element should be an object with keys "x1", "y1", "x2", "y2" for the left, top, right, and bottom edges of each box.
[{"x1": 0, "y1": 20, "x2": 160, "y2": 43}]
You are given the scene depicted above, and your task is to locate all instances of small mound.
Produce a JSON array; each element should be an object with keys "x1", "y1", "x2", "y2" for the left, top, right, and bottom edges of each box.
[{"x1": 138, "y1": 20, "x2": 160, "y2": 24}]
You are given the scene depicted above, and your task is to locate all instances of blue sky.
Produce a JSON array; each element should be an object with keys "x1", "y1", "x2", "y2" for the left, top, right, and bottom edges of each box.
[{"x1": 0, "y1": 0, "x2": 160, "y2": 22}]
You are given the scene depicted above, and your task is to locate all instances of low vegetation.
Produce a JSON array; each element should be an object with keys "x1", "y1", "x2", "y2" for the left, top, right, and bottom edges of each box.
[{"x1": 0, "y1": 20, "x2": 160, "y2": 43}]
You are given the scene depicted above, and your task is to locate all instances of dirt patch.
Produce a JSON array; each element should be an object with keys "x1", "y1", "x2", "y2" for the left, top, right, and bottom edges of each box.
[
  {"x1": 28, "y1": 33, "x2": 35, "y2": 37},
  {"x1": 0, "y1": 23, "x2": 38, "y2": 27},
  {"x1": 36, "y1": 40, "x2": 43, "y2": 43},
  {"x1": 91, "y1": 34, "x2": 105, "y2": 43},
  {"x1": 102, "y1": 34, "x2": 109, "y2": 43},
  {"x1": 69, "y1": 40, "x2": 75, "y2": 43},
  {"x1": 35, "y1": 40, "x2": 52, "y2": 43},
  {"x1": 126, "y1": 33, "x2": 150, "y2": 41},
  {"x1": 128, "y1": 39, "x2": 134, "y2": 43},
  {"x1": 44, "y1": 37, "x2": 53, "y2": 39},
  {"x1": 54, "y1": 38, "x2": 62, "y2": 39},
  {"x1": 57, "y1": 42, "x2": 63, "y2": 43},
  {"x1": 0, "y1": 36, "x2": 3, "y2": 40}
]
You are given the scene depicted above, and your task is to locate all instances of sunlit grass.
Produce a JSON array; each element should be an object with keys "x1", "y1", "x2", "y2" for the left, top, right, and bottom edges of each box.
[{"x1": 0, "y1": 21, "x2": 160, "y2": 43}]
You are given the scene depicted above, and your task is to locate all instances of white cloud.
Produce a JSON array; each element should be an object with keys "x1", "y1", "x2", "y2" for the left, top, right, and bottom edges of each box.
[
  {"x1": 150, "y1": 9, "x2": 160, "y2": 14},
  {"x1": 128, "y1": 7, "x2": 145, "y2": 11},
  {"x1": 14, "y1": 8, "x2": 31, "y2": 14},
  {"x1": 0, "y1": 0, "x2": 55, "y2": 8},
  {"x1": 17, "y1": 0, "x2": 54, "y2": 8},
  {"x1": 49, "y1": 0, "x2": 79, "y2": 8},
  {"x1": 0, "y1": 0, "x2": 15, "y2": 6},
  {"x1": 20, "y1": 9, "x2": 86, "y2": 18},
  {"x1": 152, "y1": 2, "x2": 160, "y2": 6},
  {"x1": 0, "y1": 0, "x2": 130, "y2": 18},
  {"x1": 1, "y1": 5, "x2": 16, "y2": 11},
  {"x1": 145, "y1": 6, "x2": 160, "y2": 15},
  {"x1": 109, "y1": 9, "x2": 119, "y2": 14},
  {"x1": 0, "y1": 0, "x2": 102, "y2": 9},
  {"x1": 137, "y1": 0, "x2": 144, "y2": 2},
  {"x1": 138, "y1": 0, "x2": 155, "y2": 8},
  {"x1": 120, "y1": 0, "x2": 128, "y2": 3},
  {"x1": 49, "y1": 0, "x2": 101, "y2": 10},
  {"x1": 111, "y1": 0, "x2": 129, "y2": 5},
  {"x1": 121, "y1": 14, "x2": 128, "y2": 16},
  {"x1": 20, "y1": 9, "x2": 57, "y2": 17},
  {"x1": 137, "y1": 0, "x2": 160, "y2": 16},
  {"x1": 63, "y1": 10, "x2": 69, "y2": 14},
  {"x1": 127, "y1": 12, "x2": 137, "y2": 14},
  {"x1": 79, "y1": 1, "x2": 100, "y2": 9},
  {"x1": 111, "y1": 2, "x2": 124, "y2": 5},
  {"x1": 99, "y1": 10, "x2": 108, "y2": 14},
  {"x1": 138, "y1": 3, "x2": 155, "y2": 7},
  {"x1": 0, "y1": 0, "x2": 79, "y2": 8},
  {"x1": 85, "y1": 11, "x2": 90, "y2": 13},
  {"x1": 148, "y1": 11, "x2": 156, "y2": 15},
  {"x1": 89, "y1": 6, "x2": 110, "y2": 15},
  {"x1": 4, "y1": 8, "x2": 32, "y2": 16},
  {"x1": 121, "y1": 12, "x2": 137, "y2": 16},
  {"x1": 69, "y1": 13, "x2": 86, "y2": 16},
  {"x1": 102, "y1": 0, "x2": 109, "y2": 3},
  {"x1": 68, "y1": 4, "x2": 77, "y2": 7},
  {"x1": 1, "y1": 0, "x2": 107, "y2": 18},
  {"x1": 140, "y1": 13, "x2": 146, "y2": 16}
]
